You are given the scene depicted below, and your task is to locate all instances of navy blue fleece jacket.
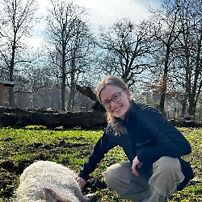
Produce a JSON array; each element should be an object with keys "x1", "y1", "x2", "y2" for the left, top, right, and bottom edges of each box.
[{"x1": 79, "y1": 101, "x2": 191, "y2": 181}]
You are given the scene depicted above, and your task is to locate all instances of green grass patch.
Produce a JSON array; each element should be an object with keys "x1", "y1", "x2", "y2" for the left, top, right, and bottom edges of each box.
[{"x1": 0, "y1": 127, "x2": 201, "y2": 201}]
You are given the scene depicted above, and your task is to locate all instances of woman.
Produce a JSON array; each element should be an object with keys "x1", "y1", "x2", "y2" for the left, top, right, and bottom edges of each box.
[{"x1": 76, "y1": 75, "x2": 193, "y2": 202}]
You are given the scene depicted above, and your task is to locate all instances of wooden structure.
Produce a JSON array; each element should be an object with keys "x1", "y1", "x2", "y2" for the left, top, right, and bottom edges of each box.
[{"x1": 0, "y1": 80, "x2": 15, "y2": 106}]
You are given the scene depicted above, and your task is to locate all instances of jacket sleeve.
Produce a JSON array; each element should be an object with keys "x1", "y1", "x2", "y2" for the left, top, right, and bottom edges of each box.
[
  {"x1": 79, "y1": 126, "x2": 117, "y2": 180},
  {"x1": 136, "y1": 106, "x2": 191, "y2": 165}
]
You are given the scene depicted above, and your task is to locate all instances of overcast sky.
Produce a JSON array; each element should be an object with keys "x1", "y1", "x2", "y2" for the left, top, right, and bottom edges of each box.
[{"x1": 30, "y1": 0, "x2": 161, "y2": 48}]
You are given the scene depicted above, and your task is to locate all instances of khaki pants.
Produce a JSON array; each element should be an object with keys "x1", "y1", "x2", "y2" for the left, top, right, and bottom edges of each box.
[{"x1": 102, "y1": 156, "x2": 184, "y2": 202}]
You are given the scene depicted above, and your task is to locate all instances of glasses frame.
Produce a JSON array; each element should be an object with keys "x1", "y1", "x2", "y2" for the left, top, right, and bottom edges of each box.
[{"x1": 101, "y1": 90, "x2": 123, "y2": 109}]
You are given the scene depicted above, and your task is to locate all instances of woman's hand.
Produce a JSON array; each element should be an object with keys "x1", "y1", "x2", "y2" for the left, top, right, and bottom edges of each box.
[
  {"x1": 76, "y1": 176, "x2": 86, "y2": 189},
  {"x1": 131, "y1": 156, "x2": 143, "y2": 176}
]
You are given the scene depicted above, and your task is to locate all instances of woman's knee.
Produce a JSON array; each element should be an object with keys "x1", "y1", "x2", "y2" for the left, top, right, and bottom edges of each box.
[
  {"x1": 153, "y1": 156, "x2": 182, "y2": 174},
  {"x1": 102, "y1": 161, "x2": 131, "y2": 189},
  {"x1": 150, "y1": 156, "x2": 185, "y2": 196}
]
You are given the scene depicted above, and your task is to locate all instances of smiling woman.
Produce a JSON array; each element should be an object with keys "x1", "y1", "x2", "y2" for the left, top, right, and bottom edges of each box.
[
  {"x1": 101, "y1": 91, "x2": 123, "y2": 109},
  {"x1": 99, "y1": 84, "x2": 130, "y2": 120},
  {"x1": 76, "y1": 75, "x2": 193, "y2": 202}
]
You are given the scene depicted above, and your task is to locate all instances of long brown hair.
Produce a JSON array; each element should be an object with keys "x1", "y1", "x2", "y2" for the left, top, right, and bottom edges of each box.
[{"x1": 96, "y1": 75, "x2": 130, "y2": 134}]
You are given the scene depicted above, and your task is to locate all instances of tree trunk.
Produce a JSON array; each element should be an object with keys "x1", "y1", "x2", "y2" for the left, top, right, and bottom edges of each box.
[
  {"x1": 61, "y1": 39, "x2": 66, "y2": 111},
  {"x1": 188, "y1": 98, "x2": 196, "y2": 118},
  {"x1": 159, "y1": 47, "x2": 170, "y2": 116},
  {"x1": 181, "y1": 93, "x2": 188, "y2": 117},
  {"x1": 8, "y1": 41, "x2": 16, "y2": 107},
  {"x1": 61, "y1": 75, "x2": 66, "y2": 111}
]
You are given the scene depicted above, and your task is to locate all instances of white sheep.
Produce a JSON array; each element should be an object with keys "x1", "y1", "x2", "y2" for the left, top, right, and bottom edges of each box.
[{"x1": 15, "y1": 160, "x2": 91, "y2": 202}]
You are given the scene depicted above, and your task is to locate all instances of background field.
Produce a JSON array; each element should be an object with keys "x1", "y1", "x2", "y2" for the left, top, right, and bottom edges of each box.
[{"x1": 0, "y1": 127, "x2": 201, "y2": 201}]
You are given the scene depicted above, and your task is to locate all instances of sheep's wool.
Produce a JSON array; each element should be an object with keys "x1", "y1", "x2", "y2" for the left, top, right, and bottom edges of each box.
[{"x1": 16, "y1": 161, "x2": 89, "y2": 202}]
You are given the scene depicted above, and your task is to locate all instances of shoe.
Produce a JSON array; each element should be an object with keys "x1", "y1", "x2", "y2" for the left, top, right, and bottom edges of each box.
[{"x1": 177, "y1": 159, "x2": 194, "y2": 191}]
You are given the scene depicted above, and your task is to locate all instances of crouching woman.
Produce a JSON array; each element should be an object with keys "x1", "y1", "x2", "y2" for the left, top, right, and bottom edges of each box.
[{"x1": 77, "y1": 75, "x2": 193, "y2": 202}]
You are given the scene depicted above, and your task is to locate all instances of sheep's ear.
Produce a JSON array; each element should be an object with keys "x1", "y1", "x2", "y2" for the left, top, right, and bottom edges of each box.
[{"x1": 44, "y1": 188, "x2": 71, "y2": 202}]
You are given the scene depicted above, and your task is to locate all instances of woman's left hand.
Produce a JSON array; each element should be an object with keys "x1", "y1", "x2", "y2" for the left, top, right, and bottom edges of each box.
[{"x1": 131, "y1": 156, "x2": 143, "y2": 176}]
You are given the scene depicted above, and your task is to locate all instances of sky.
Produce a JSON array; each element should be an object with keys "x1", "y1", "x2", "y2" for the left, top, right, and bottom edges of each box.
[
  {"x1": 37, "y1": 0, "x2": 161, "y2": 26},
  {"x1": 29, "y1": 0, "x2": 161, "y2": 48},
  {"x1": 71, "y1": 0, "x2": 160, "y2": 26}
]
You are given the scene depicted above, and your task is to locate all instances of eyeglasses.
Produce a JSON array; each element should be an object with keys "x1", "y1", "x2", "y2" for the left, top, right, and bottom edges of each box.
[{"x1": 102, "y1": 91, "x2": 123, "y2": 109}]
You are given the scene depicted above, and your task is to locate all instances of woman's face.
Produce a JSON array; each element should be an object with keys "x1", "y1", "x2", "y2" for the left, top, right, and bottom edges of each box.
[{"x1": 100, "y1": 84, "x2": 130, "y2": 119}]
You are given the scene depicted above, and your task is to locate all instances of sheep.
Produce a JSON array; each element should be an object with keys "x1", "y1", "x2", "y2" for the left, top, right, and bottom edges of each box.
[{"x1": 15, "y1": 160, "x2": 92, "y2": 202}]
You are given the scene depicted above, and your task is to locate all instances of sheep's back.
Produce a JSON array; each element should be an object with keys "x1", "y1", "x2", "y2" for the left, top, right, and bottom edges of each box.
[{"x1": 16, "y1": 161, "x2": 81, "y2": 202}]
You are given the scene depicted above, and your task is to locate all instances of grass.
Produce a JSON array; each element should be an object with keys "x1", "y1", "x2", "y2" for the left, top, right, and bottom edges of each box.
[{"x1": 0, "y1": 126, "x2": 201, "y2": 201}]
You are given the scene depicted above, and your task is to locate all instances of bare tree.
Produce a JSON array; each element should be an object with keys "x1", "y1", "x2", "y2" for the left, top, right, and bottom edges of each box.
[
  {"x1": 46, "y1": 0, "x2": 93, "y2": 111},
  {"x1": 174, "y1": 0, "x2": 202, "y2": 118},
  {"x1": 12, "y1": 48, "x2": 58, "y2": 109},
  {"x1": 0, "y1": 0, "x2": 38, "y2": 106},
  {"x1": 97, "y1": 18, "x2": 152, "y2": 88},
  {"x1": 66, "y1": 19, "x2": 94, "y2": 111},
  {"x1": 148, "y1": 1, "x2": 183, "y2": 115}
]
